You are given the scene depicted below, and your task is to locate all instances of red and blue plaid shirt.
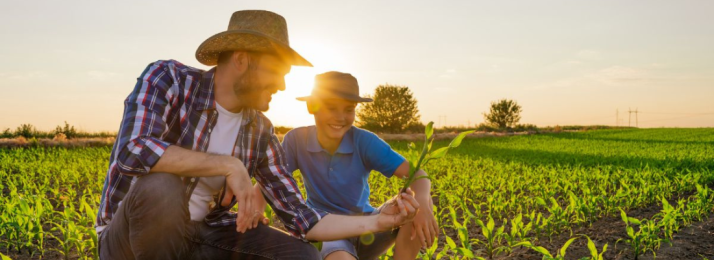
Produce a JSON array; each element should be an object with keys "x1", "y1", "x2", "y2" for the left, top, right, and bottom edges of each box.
[{"x1": 97, "y1": 60, "x2": 326, "y2": 240}]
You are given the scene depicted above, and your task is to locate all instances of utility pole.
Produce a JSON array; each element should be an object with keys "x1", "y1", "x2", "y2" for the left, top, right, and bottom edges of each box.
[
  {"x1": 628, "y1": 108, "x2": 639, "y2": 128},
  {"x1": 438, "y1": 115, "x2": 447, "y2": 128}
]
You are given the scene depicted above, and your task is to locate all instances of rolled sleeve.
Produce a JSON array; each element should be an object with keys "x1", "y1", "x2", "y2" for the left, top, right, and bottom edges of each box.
[
  {"x1": 115, "y1": 61, "x2": 175, "y2": 176},
  {"x1": 361, "y1": 131, "x2": 405, "y2": 178},
  {"x1": 256, "y1": 130, "x2": 328, "y2": 241}
]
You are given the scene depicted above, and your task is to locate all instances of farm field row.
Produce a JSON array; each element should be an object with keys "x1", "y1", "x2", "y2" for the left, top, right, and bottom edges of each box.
[{"x1": 1, "y1": 128, "x2": 713, "y2": 259}]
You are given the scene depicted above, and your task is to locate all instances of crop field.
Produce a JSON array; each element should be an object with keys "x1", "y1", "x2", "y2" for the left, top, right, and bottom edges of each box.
[{"x1": 2, "y1": 128, "x2": 714, "y2": 259}]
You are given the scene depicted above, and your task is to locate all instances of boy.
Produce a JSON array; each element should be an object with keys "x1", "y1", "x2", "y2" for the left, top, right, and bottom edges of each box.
[{"x1": 281, "y1": 72, "x2": 438, "y2": 260}]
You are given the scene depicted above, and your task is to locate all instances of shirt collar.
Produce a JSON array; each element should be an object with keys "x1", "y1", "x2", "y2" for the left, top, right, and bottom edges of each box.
[
  {"x1": 198, "y1": 67, "x2": 257, "y2": 127},
  {"x1": 307, "y1": 126, "x2": 354, "y2": 154}
]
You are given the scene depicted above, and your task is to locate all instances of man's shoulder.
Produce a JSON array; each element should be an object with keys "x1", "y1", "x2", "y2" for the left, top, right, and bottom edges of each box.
[{"x1": 146, "y1": 59, "x2": 205, "y2": 78}]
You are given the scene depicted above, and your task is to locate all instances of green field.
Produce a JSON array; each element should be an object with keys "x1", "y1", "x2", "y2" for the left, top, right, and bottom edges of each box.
[{"x1": 2, "y1": 129, "x2": 714, "y2": 259}]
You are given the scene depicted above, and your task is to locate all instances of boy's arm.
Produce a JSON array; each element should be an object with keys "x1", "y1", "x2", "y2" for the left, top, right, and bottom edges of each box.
[{"x1": 393, "y1": 161, "x2": 439, "y2": 248}]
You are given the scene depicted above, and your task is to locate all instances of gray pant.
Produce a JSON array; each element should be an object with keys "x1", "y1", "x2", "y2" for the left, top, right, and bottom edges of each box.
[{"x1": 98, "y1": 173, "x2": 320, "y2": 259}]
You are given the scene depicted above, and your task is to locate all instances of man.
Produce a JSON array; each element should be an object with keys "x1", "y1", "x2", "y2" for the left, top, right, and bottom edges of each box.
[{"x1": 96, "y1": 10, "x2": 419, "y2": 259}]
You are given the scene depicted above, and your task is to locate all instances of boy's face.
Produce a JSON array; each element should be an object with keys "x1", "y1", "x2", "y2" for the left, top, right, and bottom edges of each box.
[{"x1": 311, "y1": 97, "x2": 357, "y2": 140}]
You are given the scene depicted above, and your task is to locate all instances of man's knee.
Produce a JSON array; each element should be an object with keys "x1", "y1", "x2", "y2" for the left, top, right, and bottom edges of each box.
[{"x1": 128, "y1": 172, "x2": 187, "y2": 211}]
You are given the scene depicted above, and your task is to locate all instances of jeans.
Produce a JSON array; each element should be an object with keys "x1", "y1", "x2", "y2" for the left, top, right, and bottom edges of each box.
[{"x1": 98, "y1": 173, "x2": 320, "y2": 260}]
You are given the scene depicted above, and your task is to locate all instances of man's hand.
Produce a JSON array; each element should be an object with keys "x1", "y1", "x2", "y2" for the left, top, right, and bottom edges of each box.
[
  {"x1": 221, "y1": 183, "x2": 270, "y2": 228},
  {"x1": 222, "y1": 156, "x2": 257, "y2": 233},
  {"x1": 410, "y1": 196, "x2": 438, "y2": 249},
  {"x1": 376, "y1": 188, "x2": 420, "y2": 231}
]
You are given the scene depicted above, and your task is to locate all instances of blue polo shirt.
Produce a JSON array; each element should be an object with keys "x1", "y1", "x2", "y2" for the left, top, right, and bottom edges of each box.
[{"x1": 282, "y1": 126, "x2": 405, "y2": 215}]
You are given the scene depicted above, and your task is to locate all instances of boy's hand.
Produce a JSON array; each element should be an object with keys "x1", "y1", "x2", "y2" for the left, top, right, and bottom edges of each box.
[
  {"x1": 376, "y1": 188, "x2": 420, "y2": 231},
  {"x1": 411, "y1": 196, "x2": 438, "y2": 249}
]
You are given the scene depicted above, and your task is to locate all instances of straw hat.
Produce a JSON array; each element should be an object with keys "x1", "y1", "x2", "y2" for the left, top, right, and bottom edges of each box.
[
  {"x1": 195, "y1": 10, "x2": 312, "y2": 67},
  {"x1": 297, "y1": 71, "x2": 373, "y2": 102}
]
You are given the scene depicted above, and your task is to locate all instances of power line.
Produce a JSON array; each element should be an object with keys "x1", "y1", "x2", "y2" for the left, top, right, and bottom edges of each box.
[
  {"x1": 639, "y1": 112, "x2": 714, "y2": 115},
  {"x1": 639, "y1": 113, "x2": 713, "y2": 123}
]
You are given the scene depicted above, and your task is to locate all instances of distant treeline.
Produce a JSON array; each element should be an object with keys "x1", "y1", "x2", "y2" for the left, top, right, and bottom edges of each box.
[
  {"x1": 434, "y1": 124, "x2": 628, "y2": 134},
  {"x1": 1, "y1": 122, "x2": 116, "y2": 139},
  {"x1": 0, "y1": 122, "x2": 630, "y2": 140}
]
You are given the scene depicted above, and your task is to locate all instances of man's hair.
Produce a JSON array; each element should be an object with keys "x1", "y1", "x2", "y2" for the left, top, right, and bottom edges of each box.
[{"x1": 217, "y1": 51, "x2": 262, "y2": 70}]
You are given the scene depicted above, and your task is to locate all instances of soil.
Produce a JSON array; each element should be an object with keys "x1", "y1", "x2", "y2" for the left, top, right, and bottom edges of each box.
[{"x1": 494, "y1": 194, "x2": 714, "y2": 260}]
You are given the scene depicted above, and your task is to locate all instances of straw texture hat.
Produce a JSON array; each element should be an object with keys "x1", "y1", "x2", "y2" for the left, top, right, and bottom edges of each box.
[
  {"x1": 195, "y1": 10, "x2": 312, "y2": 67},
  {"x1": 297, "y1": 71, "x2": 373, "y2": 102}
]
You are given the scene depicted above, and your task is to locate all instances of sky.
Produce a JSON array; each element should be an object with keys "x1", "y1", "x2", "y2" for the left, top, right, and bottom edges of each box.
[{"x1": 1, "y1": 0, "x2": 713, "y2": 132}]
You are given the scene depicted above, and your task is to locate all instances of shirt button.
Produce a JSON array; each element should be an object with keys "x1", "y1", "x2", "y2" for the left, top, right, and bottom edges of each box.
[
  {"x1": 191, "y1": 178, "x2": 196, "y2": 182},
  {"x1": 208, "y1": 128, "x2": 212, "y2": 133}
]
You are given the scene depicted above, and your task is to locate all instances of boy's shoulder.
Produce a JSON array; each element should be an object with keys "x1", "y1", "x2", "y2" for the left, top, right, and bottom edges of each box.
[
  {"x1": 351, "y1": 126, "x2": 380, "y2": 140},
  {"x1": 350, "y1": 127, "x2": 387, "y2": 148}
]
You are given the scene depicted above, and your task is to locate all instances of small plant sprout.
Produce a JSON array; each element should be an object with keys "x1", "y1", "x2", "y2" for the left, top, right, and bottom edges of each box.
[{"x1": 400, "y1": 121, "x2": 474, "y2": 193}]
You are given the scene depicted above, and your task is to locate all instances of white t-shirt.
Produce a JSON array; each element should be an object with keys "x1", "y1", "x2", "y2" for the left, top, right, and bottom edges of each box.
[
  {"x1": 188, "y1": 103, "x2": 243, "y2": 221},
  {"x1": 95, "y1": 103, "x2": 244, "y2": 234}
]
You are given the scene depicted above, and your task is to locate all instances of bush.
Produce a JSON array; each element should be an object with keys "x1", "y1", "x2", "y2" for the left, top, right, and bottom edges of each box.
[
  {"x1": 483, "y1": 99, "x2": 522, "y2": 130},
  {"x1": 356, "y1": 84, "x2": 423, "y2": 134}
]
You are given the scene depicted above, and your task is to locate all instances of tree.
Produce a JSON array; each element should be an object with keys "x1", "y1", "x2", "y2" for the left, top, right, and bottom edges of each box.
[
  {"x1": 483, "y1": 99, "x2": 522, "y2": 130},
  {"x1": 356, "y1": 84, "x2": 423, "y2": 133}
]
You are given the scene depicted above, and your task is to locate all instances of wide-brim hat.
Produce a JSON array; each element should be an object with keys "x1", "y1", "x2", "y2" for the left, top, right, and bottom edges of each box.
[
  {"x1": 296, "y1": 71, "x2": 373, "y2": 102},
  {"x1": 196, "y1": 10, "x2": 312, "y2": 67}
]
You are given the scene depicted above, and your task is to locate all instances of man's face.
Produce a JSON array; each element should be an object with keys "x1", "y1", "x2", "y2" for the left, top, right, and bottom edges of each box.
[
  {"x1": 233, "y1": 54, "x2": 290, "y2": 112},
  {"x1": 311, "y1": 98, "x2": 357, "y2": 141}
]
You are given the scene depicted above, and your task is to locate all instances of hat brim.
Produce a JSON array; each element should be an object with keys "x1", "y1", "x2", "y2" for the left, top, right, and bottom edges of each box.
[
  {"x1": 296, "y1": 93, "x2": 373, "y2": 103},
  {"x1": 196, "y1": 30, "x2": 312, "y2": 67}
]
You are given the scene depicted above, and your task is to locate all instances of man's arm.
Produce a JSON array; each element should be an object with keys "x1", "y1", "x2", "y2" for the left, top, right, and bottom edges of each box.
[
  {"x1": 151, "y1": 146, "x2": 256, "y2": 233},
  {"x1": 305, "y1": 190, "x2": 420, "y2": 241}
]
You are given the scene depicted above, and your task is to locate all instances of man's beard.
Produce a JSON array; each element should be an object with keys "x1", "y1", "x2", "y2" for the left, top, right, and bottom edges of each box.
[{"x1": 232, "y1": 70, "x2": 266, "y2": 111}]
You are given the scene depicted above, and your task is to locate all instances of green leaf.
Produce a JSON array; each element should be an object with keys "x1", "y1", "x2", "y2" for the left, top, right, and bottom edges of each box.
[
  {"x1": 586, "y1": 236, "x2": 597, "y2": 258},
  {"x1": 445, "y1": 235, "x2": 457, "y2": 249},
  {"x1": 449, "y1": 130, "x2": 475, "y2": 148},
  {"x1": 455, "y1": 247, "x2": 475, "y2": 258},
  {"x1": 425, "y1": 122, "x2": 434, "y2": 140},
  {"x1": 533, "y1": 246, "x2": 553, "y2": 258},
  {"x1": 627, "y1": 217, "x2": 641, "y2": 225},
  {"x1": 559, "y1": 237, "x2": 577, "y2": 257},
  {"x1": 599, "y1": 244, "x2": 608, "y2": 259},
  {"x1": 429, "y1": 147, "x2": 450, "y2": 160},
  {"x1": 619, "y1": 208, "x2": 628, "y2": 224}
]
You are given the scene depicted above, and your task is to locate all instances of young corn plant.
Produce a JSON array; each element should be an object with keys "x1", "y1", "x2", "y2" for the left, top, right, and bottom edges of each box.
[
  {"x1": 515, "y1": 236, "x2": 577, "y2": 260},
  {"x1": 616, "y1": 208, "x2": 662, "y2": 260},
  {"x1": 475, "y1": 215, "x2": 508, "y2": 260},
  {"x1": 400, "y1": 122, "x2": 474, "y2": 193},
  {"x1": 503, "y1": 213, "x2": 533, "y2": 251},
  {"x1": 581, "y1": 235, "x2": 607, "y2": 260}
]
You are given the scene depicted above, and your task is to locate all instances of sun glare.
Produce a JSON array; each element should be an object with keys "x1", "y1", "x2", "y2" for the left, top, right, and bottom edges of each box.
[{"x1": 266, "y1": 40, "x2": 348, "y2": 128}]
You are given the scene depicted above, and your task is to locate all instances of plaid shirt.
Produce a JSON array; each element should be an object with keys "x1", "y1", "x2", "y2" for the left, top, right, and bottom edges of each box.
[{"x1": 97, "y1": 60, "x2": 326, "y2": 240}]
